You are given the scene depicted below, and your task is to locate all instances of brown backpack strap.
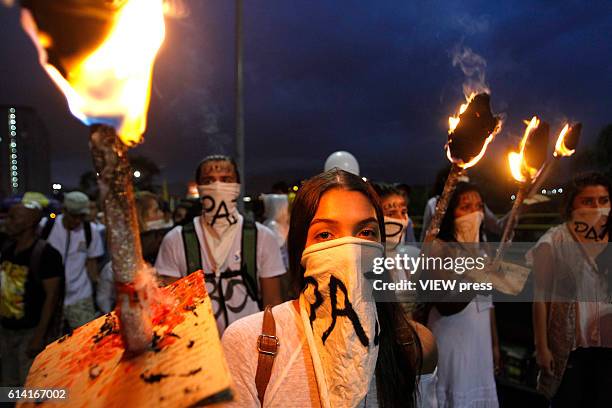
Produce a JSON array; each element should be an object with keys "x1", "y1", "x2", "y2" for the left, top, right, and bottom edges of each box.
[{"x1": 255, "y1": 305, "x2": 279, "y2": 406}]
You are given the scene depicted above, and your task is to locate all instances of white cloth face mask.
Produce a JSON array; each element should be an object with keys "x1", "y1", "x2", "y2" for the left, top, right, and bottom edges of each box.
[
  {"x1": 299, "y1": 236, "x2": 382, "y2": 408},
  {"x1": 571, "y1": 207, "x2": 610, "y2": 242},
  {"x1": 197, "y1": 182, "x2": 241, "y2": 231},
  {"x1": 144, "y1": 219, "x2": 173, "y2": 231},
  {"x1": 454, "y1": 210, "x2": 484, "y2": 243},
  {"x1": 384, "y1": 216, "x2": 408, "y2": 249}
]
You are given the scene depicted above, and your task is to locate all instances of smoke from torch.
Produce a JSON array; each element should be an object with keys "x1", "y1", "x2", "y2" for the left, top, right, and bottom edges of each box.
[{"x1": 20, "y1": 0, "x2": 166, "y2": 354}]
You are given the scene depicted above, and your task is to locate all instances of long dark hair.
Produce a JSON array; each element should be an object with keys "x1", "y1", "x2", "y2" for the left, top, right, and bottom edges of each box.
[
  {"x1": 288, "y1": 169, "x2": 421, "y2": 408},
  {"x1": 437, "y1": 182, "x2": 483, "y2": 242}
]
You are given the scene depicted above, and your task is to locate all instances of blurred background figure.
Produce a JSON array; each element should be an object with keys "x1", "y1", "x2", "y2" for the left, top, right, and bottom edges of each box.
[
  {"x1": 260, "y1": 193, "x2": 291, "y2": 299},
  {"x1": 41, "y1": 191, "x2": 104, "y2": 330},
  {"x1": 0, "y1": 193, "x2": 64, "y2": 387},
  {"x1": 97, "y1": 191, "x2": 170, "y2": 314}
]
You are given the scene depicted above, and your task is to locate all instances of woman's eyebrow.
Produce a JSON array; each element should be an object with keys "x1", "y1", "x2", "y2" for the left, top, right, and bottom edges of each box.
[
  {"x1": 310, "y1": 218, "x2": 339, "y2": 227},
  {"x1": 356, "y1": 217, "x2": 379, "y2": 228}
]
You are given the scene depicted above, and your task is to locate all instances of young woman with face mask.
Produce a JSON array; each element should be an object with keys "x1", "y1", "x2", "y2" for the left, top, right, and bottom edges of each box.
[
  {"x1": 221, "y1": 169, "x2": 437, "y2": 408},
  {"x1": 425, "y1": 182, "x2": 500, "y2": 408},
  {"x1": 528, "y1": 172, "x2": 612, "y2": 406}
]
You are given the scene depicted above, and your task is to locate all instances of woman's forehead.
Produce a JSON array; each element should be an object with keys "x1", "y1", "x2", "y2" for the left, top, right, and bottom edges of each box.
[
  {"x1": 576, "y1": 185, "x2": 609, "y2": 197},
  {"x1": 314, "y1": 189, "x2": 377, "y2": 220},
  {"x1": 459, "y1": 190, "x2": 481, "y2": 203}
]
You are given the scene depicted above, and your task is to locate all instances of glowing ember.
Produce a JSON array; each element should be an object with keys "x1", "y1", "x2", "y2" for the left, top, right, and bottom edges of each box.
[
  {"x1": 20, "y1": 0, "x2": 166, "y2": 146},
  {"x1": 508, "y1": 116, "x2": 549, "y2": 183},
  {"x1": 554, "y1": 123, "x2": 581, "y2": 157},
  {"x1": 446, "y1": 93, "x2": 500, "y2": 169}
]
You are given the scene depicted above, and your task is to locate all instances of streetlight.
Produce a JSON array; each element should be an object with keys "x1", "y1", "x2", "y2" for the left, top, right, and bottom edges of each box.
[{"x1": 133, "y1": 170, "x2": 141, "y2": 178}]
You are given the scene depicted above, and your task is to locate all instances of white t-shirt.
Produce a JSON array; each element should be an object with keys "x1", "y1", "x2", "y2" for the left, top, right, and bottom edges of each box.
[
  {"x1": 222, "y1": 301, "x2": 379, "y2": 407},
  {"x1": 43, "y1": 215, "x2": 105, "y2": 306},
  {"x1": 155, "y1": 216, "x2": 286, "y2": 334},
  {"x1": 223, "y1": 301, "x2": 437, "y2": 408}
]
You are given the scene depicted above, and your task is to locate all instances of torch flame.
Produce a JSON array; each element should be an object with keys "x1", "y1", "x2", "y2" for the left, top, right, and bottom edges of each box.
[
  {"x1": 446, "y1": 92, "x2": 498, "y2": 169},
  {"x1": 448, "y1": 93, "x2": 475, "y2": 135},
  {"x1": 553, "y1": 124, "x2": 575, "y2": 157},
  {"x1": 22, "y1": 0, "x2": 165, "y2": 146},
  {"x1": 508, "y1": 116, "x2": 541, "y2": 183}
]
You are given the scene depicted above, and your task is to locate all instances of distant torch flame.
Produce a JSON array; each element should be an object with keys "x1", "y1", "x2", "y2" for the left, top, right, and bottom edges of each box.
[
  {"x1": 446, "y1": 92, "x2": 498, "y2": 169},
  {"x1": 508, "y1": 116, "x2": 542, "y2": 183},
  {"x1": 553, "y1": 124, "x2": 575, "y2": 157},
  {"x1": 21, "y1": 0, "x2": 165, "y2": 146}
]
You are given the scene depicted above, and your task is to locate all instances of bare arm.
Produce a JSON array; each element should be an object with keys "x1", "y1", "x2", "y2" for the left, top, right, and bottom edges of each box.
[
  {"x1": 532, "y1": 243, "x2": 554, "y2": 375},
  {"x1": 86, "y1": 257, "x2": 100, "y2": 284},
  {"x1": 27, "y1": 277, "x2": 61, "y2": 357},
  {"x1": 260, "y1": 276, "x2": 282, "y2": 308}
]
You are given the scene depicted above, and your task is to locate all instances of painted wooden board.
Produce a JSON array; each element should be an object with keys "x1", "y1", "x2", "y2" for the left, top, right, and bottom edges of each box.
[{"x1": 19, "y1": 271, "x2": 233, "y2": 407}]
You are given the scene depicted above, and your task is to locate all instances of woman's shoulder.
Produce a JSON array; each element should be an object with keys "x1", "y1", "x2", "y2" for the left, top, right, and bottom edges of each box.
[
  {"x1": 222, "y1": 301, "x2": 298, "y2": 344},
  {"x1": 537, "y1": 223, "x2": 570, "y2": 245}
]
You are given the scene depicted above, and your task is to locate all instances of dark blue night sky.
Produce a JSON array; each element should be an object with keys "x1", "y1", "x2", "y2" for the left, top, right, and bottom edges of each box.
[{"x1": 1, "y1": 0, "x2": 611, "y2": 193}]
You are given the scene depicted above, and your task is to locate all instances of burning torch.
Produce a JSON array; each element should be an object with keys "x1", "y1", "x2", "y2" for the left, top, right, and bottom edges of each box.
[
  {"x1": 493, "y1": 116, "x2": 550, "y2": 262},
  {"x1": 423, "y1": 93, "x2": 501, "y2": 243},
  {"x1": 20, "y1": 0, "x2": 165, "y2": 354},
  {"x1": 526, "y1": 123, "x2": 582, "y2": 198}
]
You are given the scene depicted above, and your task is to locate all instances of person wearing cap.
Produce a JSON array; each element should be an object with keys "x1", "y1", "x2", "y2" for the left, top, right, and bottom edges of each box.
[
  {"x1": 0, "y1": 195, "x2": 64, "y2": 386},
  {"x1": 41, "y1": 191, "x2": 104, "y2": 329}
]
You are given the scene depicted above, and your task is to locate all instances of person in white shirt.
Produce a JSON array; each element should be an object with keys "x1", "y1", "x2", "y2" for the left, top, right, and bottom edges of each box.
[
  {"x1": 155, "y1": 155, "x2": 285, "y2": 335},
  {"x1": 41, "y1": 191, "x2": 104, "y2": 329},
  {"x1": 221, "y1": 169, "x2": 437, "y2": 407}
]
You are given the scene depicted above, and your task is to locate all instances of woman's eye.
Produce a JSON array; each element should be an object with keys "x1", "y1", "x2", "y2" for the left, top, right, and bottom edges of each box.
[
  {"x1": 359, "y1": 229, "x2": 378, "y2": 239},
  {"x1": 315, "y1": 231, "x2": 333, "y2": 240}
]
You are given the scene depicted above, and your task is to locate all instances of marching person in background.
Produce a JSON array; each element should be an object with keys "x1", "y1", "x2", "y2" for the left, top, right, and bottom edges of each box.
[
  {"x1": 419, "y1": 166, "x2": 504, "y2": 242},
  {"x1": 0, "y1": 194, "x2": 64, "y2": 386},
  {"x1": 222, "y1": 169, "x2": 436, "y2": 407},
  {"x1": 261, "y1": 193, "x2": 292, "y2": 300},
  {"x1": 96, "y1": 191, "x2": 170, "y2": 313},
  {"x1": 155, "y1": 155, "x2": 285, "y2": 335},
  {"x1": 260, "y1": 193, "x2": 290, "y2": 268},
  {"x1": 426, "y1": 182, "x2": 500, "y2": 408},
  {"x1": 374, "y1": 183, "x2": 422, "y2": 309},
  {"x1": 394, "y1": 182, "x2": 417, "y2": 243},
  {"x1": 41, "y1": 191, "x2": 104, "y2": 330},
  {"x1": 529, "y1": 172, "x2": 612, "y2": 407}
]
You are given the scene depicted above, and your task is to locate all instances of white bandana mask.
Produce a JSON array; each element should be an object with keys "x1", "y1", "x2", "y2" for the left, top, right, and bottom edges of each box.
[
  {"x1": 384, "y1": 216, "x2": 408, "y2": 250},
  {"x1": 197, "y1": 182, "x2": 241, "y2": 232},
  {"x1": 299, "y1": 236, "x2": 382, "y2": 408},
  {"x1": 571, "y1": 207, "x2": 610, "y2": 242},
  {"x1": 454, "y1": 211, "x2": 484, "y2": 243},
  {"x1": 144, "y1": 219, "x2": 173, "y2": 232},
  {"x1": 197, "y1": 182, "x2": 242, "y2": 270}
]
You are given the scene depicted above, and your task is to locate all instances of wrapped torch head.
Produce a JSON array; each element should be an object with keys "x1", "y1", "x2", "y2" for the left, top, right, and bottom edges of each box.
[
  {"x1": 524, "y1": 121, "x2": 550, "y2": 174},
  {"x1": 447, "y1": 93, "x2": 500, "y2": 165}
]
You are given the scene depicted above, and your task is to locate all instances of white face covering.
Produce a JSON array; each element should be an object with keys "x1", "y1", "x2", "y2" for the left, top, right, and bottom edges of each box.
[
  {"x1": 143, "y1": 218, "x2": 173, "y2": 231},
  {"x1": 570, "y1": 207, "x2": 610, "y2": 242},
  {"x1": 197, "y1": 182, "x2": 242, "y2": 270},
  {"x1": 299, "y1": 236, "x2": 382, "y2": 408},
  {"x1": 197, "y1": 182, "x2": 241, "y2": 232},
  {"x1": 454, "y1": 211, "x2": 484, "y2": 243},
  {"x1": 384, "y1": 216, "x2": 408, "y2": 250}
]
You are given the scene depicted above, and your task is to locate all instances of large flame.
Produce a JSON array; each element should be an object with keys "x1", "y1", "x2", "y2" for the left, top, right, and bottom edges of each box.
[
  {"x1": 553, "y1": 124, "x2": 575, "y2": 157},
  {"x1": 446, "y1": 92, "x2": 498, "y2": 169},
  {"x1": 508, "y1": 116, "x2": 541, "y2": 183},
  {"x1": 21, "y1": 0, "x2": 165, "y2": 146}
]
